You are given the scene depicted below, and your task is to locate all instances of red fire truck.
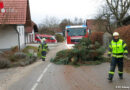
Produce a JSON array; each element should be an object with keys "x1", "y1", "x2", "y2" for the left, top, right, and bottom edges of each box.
[{"x1": 65, "y1": 25, "x2": 89, "y2": 44}]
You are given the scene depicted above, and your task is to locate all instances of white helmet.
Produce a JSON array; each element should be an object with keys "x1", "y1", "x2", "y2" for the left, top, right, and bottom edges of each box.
[
  {"x1": 113, "y1": 32, "x2": 119, "y2": 36},
  {"x1": 41, "y1": 38, "x2": 46, "y2": 43}
]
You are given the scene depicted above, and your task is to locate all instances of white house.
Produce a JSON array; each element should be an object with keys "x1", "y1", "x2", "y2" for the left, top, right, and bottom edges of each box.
[
  {"x1": 25, "y1": 21, "x2": 38, "y2": 44},
  {"x1": 0, "y1": 0, "x2": 38, "y2": 50}
]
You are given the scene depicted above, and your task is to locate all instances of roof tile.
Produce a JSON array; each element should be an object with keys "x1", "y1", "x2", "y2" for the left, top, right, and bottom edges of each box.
[{"x1": 0, "y1": 0, "x2": 28, "y2": 24}]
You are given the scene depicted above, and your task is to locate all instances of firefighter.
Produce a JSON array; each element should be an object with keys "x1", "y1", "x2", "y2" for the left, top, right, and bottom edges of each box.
[
  {"x1": 108, "y1": 32, "x2": 128, "y2": 81},
  {"x1": 38, "y1": 38, "x2": 48, "y2": 61}
]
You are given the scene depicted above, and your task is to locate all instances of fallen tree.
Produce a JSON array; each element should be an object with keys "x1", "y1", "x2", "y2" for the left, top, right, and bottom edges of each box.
[{"x1": 51, "y1": 38, "x2": 108, "y2": 66}]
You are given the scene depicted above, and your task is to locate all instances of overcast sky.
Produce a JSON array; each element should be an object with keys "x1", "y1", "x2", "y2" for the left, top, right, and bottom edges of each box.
[{"x1": 29, "y1": 0, "x2": 105, "y2": 24}]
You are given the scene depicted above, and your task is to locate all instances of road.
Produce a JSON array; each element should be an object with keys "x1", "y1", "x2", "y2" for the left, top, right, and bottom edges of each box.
[{"x1": 0, "y1": 42, "x2": 130, "y2": 90}]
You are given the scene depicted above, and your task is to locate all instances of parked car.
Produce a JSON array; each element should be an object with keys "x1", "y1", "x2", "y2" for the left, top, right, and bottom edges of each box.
[{"x1": 35, "y1": 34, "x2": 57, "y2": 43}]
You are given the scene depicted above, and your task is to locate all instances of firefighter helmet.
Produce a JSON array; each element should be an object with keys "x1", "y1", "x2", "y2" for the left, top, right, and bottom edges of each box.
[
  {"x1": 113, "y1": 32, "x2": 119, "y2": 36},
  {"x1": 41, "y1": 38, "x2": 46, "y2": 43}
]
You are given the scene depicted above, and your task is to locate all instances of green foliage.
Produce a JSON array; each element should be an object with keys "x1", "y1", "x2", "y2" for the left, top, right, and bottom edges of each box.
[
  {"x1": 9, "y1": 55, "x2": 37, "y2": 67},
  {"x1": 22, "y1": 46, "x2": 42, "y2": 58},
  {"x1": 55, "y1": 34, "x2": 64, "y2": 42},
  {"x1": 51, "y1": 49, "x2": 72, "y2": 64},
  {"x1": 90, "y1": 32, "x2": 104, "y2": 45},
  {"x1": 19, "y1": 56, "x2": 37, "y2": 66},
  {"x1": 22, "y1": 46, "x2": 38, "y2": 53},
  {"x1": 0, "y1": 46, "x2": 39, "y2": 69},
  {"x1": 9, "y1": 52, "x2": 27, "y2": 62},
  {"x1": 0, "y1": 58, "x2": 11, "y2": 69},
  {"x1": 51, "y1": 37, "x2": 106, "y2": 66}
]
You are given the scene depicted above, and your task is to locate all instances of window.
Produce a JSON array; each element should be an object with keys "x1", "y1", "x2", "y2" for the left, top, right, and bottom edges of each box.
[{"x1": 67, "y1": 28, "x2": 86, "y2": 36}]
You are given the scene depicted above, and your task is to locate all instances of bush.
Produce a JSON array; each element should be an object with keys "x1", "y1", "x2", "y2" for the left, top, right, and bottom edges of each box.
[
  {"x1": 0, "y1": 58, "x2": 11, "y2": 69},
  {"x1": 50, "y1": 49, "x2": 72, "y2": 65},
  {"x1": 51, "y1": 38, "x2": 106, "y2": 66},
  {"x1": 11, "y1": 46, "x2": 19, "y2": 52},
  {"x1": 22, "y1": 46, "x2": 38, "y2": 53},
  {"x1": 19, "y1": 56, "x2": 37, "y2": 66},
  {"x1": 90, "y1": 32, "x2": 104, "y2": 45},
  {"x1": 115, "y1": 25, "x2": 130, "y2": 52},
  {"x1": 22, "y1": 46, "x2": 46, "y2": 58},
  {"x1": 55, "y1": 34, "x2": 64, "y2": 42},
  {"x1": 8, "y1": 51, "x2": 37, "y2": 67},
  {"x1": 9, "y1": 55, "x2": 37, "y2": 67},
  {"x1": 0, "y1": 46, "x2": 38, "y2": 69},
  {"x1": 14, "y1": 52, "x2": 27, "y2": 59},
  {"x1": 9, "y1": 52, "x2": 27, "y2": 62}
]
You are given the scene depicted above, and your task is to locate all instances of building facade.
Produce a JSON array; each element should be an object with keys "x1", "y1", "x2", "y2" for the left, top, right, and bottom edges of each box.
[{"x1": 0, "y1": 0, "x2": 38, "y2": 50}]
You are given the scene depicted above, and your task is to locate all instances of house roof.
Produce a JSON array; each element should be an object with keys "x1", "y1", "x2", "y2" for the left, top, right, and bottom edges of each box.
[
  {"x1": 86, "y1": 19, "x2": 99, "y2": 32},
  {"x1": 86, "y1": 19, "x2": 95, "y2": 29},
  {"x1": 86, "y1": 19, "x2": 107, "y2": 32},
  {"x1": 0, "y1": 0, "x2": 31, "y2": 25},
  {"x1": 25, "y1": 21, "x2": 38, "y2": 33}
]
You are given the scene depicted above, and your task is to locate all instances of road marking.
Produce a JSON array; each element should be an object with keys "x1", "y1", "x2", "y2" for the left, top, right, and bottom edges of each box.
[
  {"x1": 31, "y1": 63, "x2": 52, "y2": 90},
  {"x1": 31, "y1": 83, "x2": 38, "y2": 90}
]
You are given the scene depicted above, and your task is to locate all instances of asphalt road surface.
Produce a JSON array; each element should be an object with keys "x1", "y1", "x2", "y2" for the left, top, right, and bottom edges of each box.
[{"x1": 0, "y1": 42, "x2": 130, "y2": 90}]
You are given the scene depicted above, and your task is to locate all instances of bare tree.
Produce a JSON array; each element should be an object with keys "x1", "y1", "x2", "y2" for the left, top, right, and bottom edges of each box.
[
  {"x1": 106, "y1": 0, "x2": 130, "y2": 27},
  {"x1": 40, "y1": 16, "x2": 60, "y2": 28},
  {"x1": 95, "y1": 5, "x2": 117, "y2": 35},
  {"x1": 39, "y1": 17, "x2": 84, "y2": 35},
  {"x1": 59, "y1": 19, "x2": 74, "y2": 36},
  {"x1": 39, "y1": 16, "x2": 60, "y2": 34},
  {"x1": 72, "y1": 17, "x2": 83, "y2": 25},
  {"x1": 59, "y1": 17, "x2": 84, "y2": 31},
  {"x1": 59, "y1": 19, "x2": 73, "y2": 31}
]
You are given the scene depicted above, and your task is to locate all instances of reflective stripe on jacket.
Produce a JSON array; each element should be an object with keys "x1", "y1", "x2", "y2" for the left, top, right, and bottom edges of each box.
[
  {"x1": 108, "y1": 39, "x2": 128, "y2": 58},
  {"x1": 38, "y1": 42, "x2": 48, "y2": 52}
]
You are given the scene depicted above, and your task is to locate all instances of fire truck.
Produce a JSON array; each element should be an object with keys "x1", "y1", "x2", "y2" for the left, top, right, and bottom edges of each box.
[{"x1": 65, "y1": 25, "x2": 89, "y2": 45}]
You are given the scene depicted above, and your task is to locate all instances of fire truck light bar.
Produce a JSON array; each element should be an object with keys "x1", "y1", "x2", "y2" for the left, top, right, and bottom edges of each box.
[{"x1": 66, "y1": 25, "x2": 87, "y2": 29}]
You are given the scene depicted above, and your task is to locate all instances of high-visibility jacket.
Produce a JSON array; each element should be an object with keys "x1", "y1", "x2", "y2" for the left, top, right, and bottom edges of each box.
[
  {"x1": 38, "y1": 42, "x2": 48, "y2": 52},
  {"x1": 108, "y1": 39, "x2": 128, "y2": 58}
]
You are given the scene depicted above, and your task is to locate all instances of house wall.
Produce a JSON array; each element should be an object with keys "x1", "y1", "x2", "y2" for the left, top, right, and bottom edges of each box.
[
  {"x1": 103, "y1": 32, "x2": 112, "y2": 48},
  {"x1": 32, "y1": 29, "x2": 35, "y2": 42},
  {"x1": 0, "y1": 25, "x2": 18, "y2": 50},
  {"x1": 25, "y1": 29, "x2": 35, "y2": 44},
  {"x1": 17, "y1": 25, "x2": 25, "y2": 49},
  {"x1": 25, "y1": 33, "x2": 28, "y2": 44},
  {"x1": 25, "y1": 33, "x2": 32, "y2": 44}
]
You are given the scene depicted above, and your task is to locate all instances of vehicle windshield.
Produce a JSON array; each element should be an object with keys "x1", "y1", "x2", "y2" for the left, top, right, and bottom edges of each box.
[{"x1": 67, "y1": 28, "x2": 86, "y2": 36}]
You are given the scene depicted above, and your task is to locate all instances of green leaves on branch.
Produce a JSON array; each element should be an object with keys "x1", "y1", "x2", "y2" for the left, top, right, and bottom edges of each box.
[{"x1": 51, "y1": 38, "x2": 106, "y2": 66}]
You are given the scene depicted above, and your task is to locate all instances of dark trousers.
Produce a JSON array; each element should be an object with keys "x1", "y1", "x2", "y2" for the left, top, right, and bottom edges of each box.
[
  {"x1": 41, "y1": 51, "x2": 46, "y2": 60},
  {"x1": 109, "y1": 57, "x2": 123, "y2": 79}
]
